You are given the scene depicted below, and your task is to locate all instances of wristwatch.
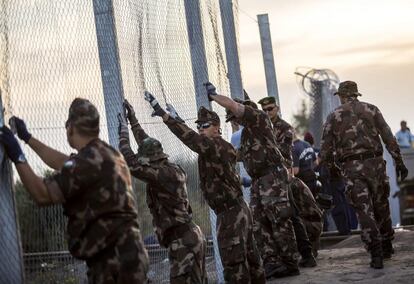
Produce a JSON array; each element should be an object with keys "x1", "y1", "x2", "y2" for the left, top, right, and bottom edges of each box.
[{"x1": 16, "y1": 153, "x2": 27, "y2": 164}]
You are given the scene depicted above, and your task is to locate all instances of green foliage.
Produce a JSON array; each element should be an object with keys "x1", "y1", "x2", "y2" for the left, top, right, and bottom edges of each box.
[
  {"x1": 292, "y1": 99, "x2": 311, "y2": 136},
  {"x1": 15, "y1": 170, "x2": 66, "y2": 253}
]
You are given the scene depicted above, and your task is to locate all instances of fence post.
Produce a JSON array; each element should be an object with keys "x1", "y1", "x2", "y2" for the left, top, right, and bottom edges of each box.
[
  {"x1": 257, "y1": 14, "x2": 280, "y2": 108},
  {"x1": 92, "y1": 0, "x2": 124, "y2": 148},
  {"x1": 219, "y1": 0, "x2": 243, "y2": 100},
  {"x1": 184, "y1": 1, "x2": 224, "y2": 282},
  {"x1": 0, "y1": 90, "x2": 25, "y2": 284}
]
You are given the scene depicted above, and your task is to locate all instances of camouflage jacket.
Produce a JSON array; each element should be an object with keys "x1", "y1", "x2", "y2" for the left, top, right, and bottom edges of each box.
[
  {"x1": 320, "y1": 98, "x2": 403, "y2": 166},
  {"x1": 240, "y1": 106, "x2": 285, "y2": 179},
  {"x1": 271, "y1": 116, "x2": 294, "y2": 167},
  {"x1": 164, "y1": 116, "x2": 243, "y2": 214},
  {"x1": 44, "y1": 138, "x2": 139, "y2": 260},
  {"x1": 119, "y1": 122, "x2": 193, "y2": 244}
]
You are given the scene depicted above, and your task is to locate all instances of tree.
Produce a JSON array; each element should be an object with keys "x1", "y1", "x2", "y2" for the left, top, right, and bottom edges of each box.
[{"x1": 291, "y1": 99, "x2": 310, "y2": 136}]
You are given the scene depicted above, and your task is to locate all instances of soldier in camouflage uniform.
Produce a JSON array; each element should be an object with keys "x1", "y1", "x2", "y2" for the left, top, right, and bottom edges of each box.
[
  {"x1": 143, "y1": 92, "x2": 265, "y2": 284},
  {"x1": 117, "y1": 100, "x2": 207, "y2": 284},
  {"x1": 258, "y1": 96, "x2": 320, "y2": 266},
  {"x1": 320, "y1": 81, "x2": 409, "y2": 269},
  {"x1": 0, "y1": 98, "x2": 149, "y2": 283},
  {"x1": 206, "y1": 84, "x2": 299, "y2": 279}
]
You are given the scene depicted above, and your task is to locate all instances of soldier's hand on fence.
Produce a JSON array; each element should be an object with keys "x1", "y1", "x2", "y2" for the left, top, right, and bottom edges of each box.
[
  {"x1": 203, "y1": 82, "x2": 217, "y2": 101},
  {"x1": 396, "y1": 162, "x2": 408, "y2": 182},
  {"x1": 117, "y1": 113, "x2": 129, "y2": 140},
  {"x1": 166, "y1": 103, "x2": 184, "y2": 123},
  {"x1": 144, "y1": 91, "x2": 166, "y2": 117},
  {"x1": 0, "y1": 126, "x2": 25, "y2": 164},
  {"x1": 123, "y1": 99, "x2": 138, "y2": 125},
  {"x1": 9, "y1": 116, "x2": 32, "y2": 143}
]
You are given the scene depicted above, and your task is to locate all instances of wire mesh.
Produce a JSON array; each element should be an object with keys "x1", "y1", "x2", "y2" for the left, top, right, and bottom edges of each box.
[
  {"x1": 0, "y1": 0, "x2": 238, "y2": 282},
  {"x1": 295, "y1": 68, "x2": 340, "y2": 146}
]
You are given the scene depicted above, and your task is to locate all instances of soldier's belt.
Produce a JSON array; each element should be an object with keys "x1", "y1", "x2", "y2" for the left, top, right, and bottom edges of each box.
[
  {"x1": 215, "y1": 196, "x2": 245, "y2": 215},
  {"x1": 339, "y1": 151, "x2": 382, "y2": 163},
  {"x1": 163, "y1": 221, "x2": 196, "y2": 247}
]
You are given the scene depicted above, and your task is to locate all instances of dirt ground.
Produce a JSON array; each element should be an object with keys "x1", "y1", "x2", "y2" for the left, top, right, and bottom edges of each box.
[{"x1": 269, "y1": 229, "x2": 414, "y2": 284}]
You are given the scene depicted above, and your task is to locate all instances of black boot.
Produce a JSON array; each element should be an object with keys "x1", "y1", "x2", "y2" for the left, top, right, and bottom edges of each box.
[
  {"x1": 264, "y1": 262, "x2": 283, "y2": 279},
  {"x1": 370, "y1": 245, "x2": 384, "y2": 269},
  {"x1": 271, "y1": 263, "x2": 300, "y2": 278},
  {"x1": 299, "y1": 254, "x2": 317, "y2": 267},
  {"x1": 382, "y1": 240, "x2": 394, "y2": 259}
]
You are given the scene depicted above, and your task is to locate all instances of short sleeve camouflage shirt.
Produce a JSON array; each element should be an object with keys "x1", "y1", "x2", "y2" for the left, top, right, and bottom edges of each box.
[{"x1": 44, "y1": 139, "x2": 139, "y2": 260}]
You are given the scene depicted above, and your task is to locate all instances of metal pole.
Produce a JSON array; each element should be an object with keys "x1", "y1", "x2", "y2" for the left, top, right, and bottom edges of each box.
[
  {"x1": 184, "y1": 1, "x2": 224, "y2": 282},
  {"x1": 257, "y1": 14, "x2": 280, "y2": 106},
  {"x1": 0, "y1": 90, "x2": 25, "y2": 284},
  {"x1": 184, "y1": 0, "x2": 211, "y2": 110},
  {"x1": 92, "y1": 0, "x2": 124, "y2": 148},
  {"x1": 219, "y1": 0, "x2": 243, "y2": 100}
]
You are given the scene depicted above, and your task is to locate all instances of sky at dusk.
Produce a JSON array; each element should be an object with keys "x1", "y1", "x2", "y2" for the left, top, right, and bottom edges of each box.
[{"x1": 237, "y1": 0, "x2": 414, "y2": 133}]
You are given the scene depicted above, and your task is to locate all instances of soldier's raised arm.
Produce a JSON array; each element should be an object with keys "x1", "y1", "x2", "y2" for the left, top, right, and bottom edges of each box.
[
  {"x1": 118, "y1": 112, "x2": 162, "y2": 182},
  {"x1": 123, "y1": 99, "x2": 149, "y2": 146},
  {"x1": 144, "y1": 91, "x2": 215, "y2": 156},
  {"x1": 10, "y1": 116, "x2": 69, "y2": 170}
]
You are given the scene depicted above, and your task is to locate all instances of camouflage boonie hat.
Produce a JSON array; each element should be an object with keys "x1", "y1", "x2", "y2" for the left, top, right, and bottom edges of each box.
[
  {"x1": 195, "y1": 106, "x2": 220, "y2": 124},
  {"x1": 334, "y1": 81, "x2": 362, "y2": 97},
  {"x1": 257, "y1": 96, "x2": 278, "y2": 107},
  {"x1": 138, "y1": 137, "x2": 169, "y2": 162},
  {"x1": 66, "y1": 98, "x2": 100, "y2": 135}
]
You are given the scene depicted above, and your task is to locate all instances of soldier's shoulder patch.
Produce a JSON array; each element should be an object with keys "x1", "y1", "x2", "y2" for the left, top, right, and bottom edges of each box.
[{"x1": 63, "y1": 159, "x2": 76, "y2": 169}]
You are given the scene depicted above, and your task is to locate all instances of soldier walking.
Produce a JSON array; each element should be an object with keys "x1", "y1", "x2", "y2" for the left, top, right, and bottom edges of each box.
[
  {"x1": 143, "y1": 92, "x2": 265, "y2": 283},
  {"x1": 117, "y1": 100, "x2": 207, "y2": 283},
  {"x1": 0, "y1": 98, "x2": 149, "y2": 283},
  {"x1": 320, "y1": 81, "x2": 408, "y2": 269},
  {"x1": 207, "y1": 84, "x2": 299, "y2": 279}
]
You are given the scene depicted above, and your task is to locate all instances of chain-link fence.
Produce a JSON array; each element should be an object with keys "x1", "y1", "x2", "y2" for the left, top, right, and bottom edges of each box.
[{"x1": 0, "y1": 0, "x2": 241, "y2": 283}]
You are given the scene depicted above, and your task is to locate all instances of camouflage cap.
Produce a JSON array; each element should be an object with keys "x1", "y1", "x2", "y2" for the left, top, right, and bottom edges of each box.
[
  {"x1": 195, "y1": 106, "x2": 220, "y2": 124},
  {"x1": 66, "y1": 98, "x2": 100, "y2": 135},
  {"x1": 257, "y1": 96, "x2": 279, "y2": 107},
  {"x1": 334, "y1": 81, "x2": 362, "y2": 97},
  {"x1": 137, "y1": 137, "x2": 169, "y2": 162}
]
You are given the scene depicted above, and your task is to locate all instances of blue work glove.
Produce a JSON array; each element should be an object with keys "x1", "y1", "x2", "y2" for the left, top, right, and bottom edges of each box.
[
  {"x1": 0, "y1": 126, "x2": 24, "y2": 163},
  {"x1": 117, "y1": 113, "x2": 129, "y2": 140},
  {"x1": 123, "y1": 99, "x2": 138, "y2": 125},
  {"x1": 241, "y1": 176, "x2": 252, "y2": 188},
  {"x1": 144, "y1": 91, "x2": 166, "y2": 117},
  {"x1": 166, "y1": 103, "x2": 185, "y2": 123},
  {"x1": 10, "y1": 116, "x2": 32, "y2": 143},
  {"x1": 203, "y1": 82, "x2": 217, "y2": 101}
]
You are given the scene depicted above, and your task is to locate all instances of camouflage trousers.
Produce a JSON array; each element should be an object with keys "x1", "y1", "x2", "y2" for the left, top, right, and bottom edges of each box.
[
  {"x1": 86, "y1": 226, "x2": 149, "y2": 284},
  {"x1": 290, "y1": 177, "x2": 323, "y2": 254},
  {"x1": 342, "y1": 157, "x2": 394, "y2": 251},
  {"x1": 217, "y1": 200, "x2": 265, "y2": 284},
  {"x1": 167, "y1": 224, "x2": 207, "y2": 284},
  {"x1": 250, "y1": 167, "x2": 298, "y2": 268}
]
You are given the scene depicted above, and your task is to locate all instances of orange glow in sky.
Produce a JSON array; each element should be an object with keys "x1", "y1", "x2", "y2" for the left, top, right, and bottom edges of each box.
[{"x1": 238, "y1": 0, "x2": 414, "y2": 133}]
